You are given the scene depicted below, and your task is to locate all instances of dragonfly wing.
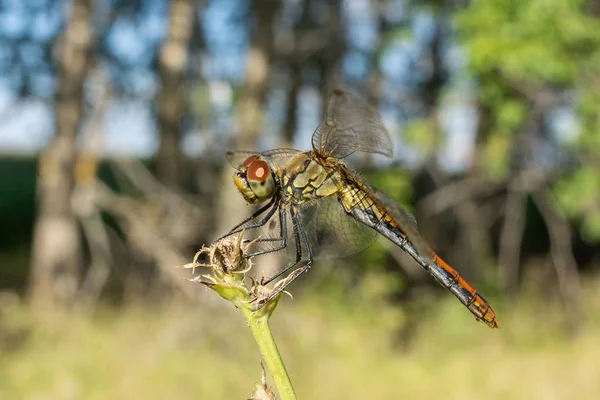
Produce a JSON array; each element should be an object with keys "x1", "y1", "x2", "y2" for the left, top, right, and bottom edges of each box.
[
  {"x1": 312, "y1": 89, "x2": 393, "y2": 159},
  {"x1": 226, "y1": 151, "x2": 257, "y2": 168},
  {"x1": 242, "y1": 198, "x2": 378, "y2": 261},
  {"x1": 240, "y1": 178, "x2": 426, "y2": 263},
  {"x1": 226, "y1": 149, "x2": 302, "y2": 170},
  {"x1": 297, "y1": 197, "x2": 379, "y2": 259},
  {"x1": 357, "y1": 177, "x2": 435, "y2": 264}
]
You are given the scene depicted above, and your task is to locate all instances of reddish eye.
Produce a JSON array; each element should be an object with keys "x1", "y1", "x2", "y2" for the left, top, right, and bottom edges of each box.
[{"x1": 247, "y1": 159, "x2": 270, "y2": 182}]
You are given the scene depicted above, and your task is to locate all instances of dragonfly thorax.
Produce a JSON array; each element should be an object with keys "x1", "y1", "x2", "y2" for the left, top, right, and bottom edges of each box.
[
  {"x1": 233, "y1": 155, "x2": 277, "y2": 204},
  {"x1": 279, "y1": 152, "x2": 343, "y2": 204}
]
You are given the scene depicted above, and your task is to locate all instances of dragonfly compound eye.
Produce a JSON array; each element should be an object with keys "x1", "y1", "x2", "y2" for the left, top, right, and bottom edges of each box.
[
  {"x1": 246, "y1": 159, "x2": 276, "y2": 200},
  {"x1": 246, "y1": 159, "x2": 269, "y2": 182}
]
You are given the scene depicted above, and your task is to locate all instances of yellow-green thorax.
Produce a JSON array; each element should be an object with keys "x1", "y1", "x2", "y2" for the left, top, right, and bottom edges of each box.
[{"x1": 278, "y1": 152, "x2": 344, "y2": 204}]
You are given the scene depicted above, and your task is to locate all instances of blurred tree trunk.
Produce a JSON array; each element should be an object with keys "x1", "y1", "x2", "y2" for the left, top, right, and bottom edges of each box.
[
  {"x1": 282, "y1": 64, "x2": 301, "y2": 148},
  {"x1": 457, "y1": 101, "x2": 495, "y2": 279},
  {"x1": 317, "y1": 0, "x2": 343, "y2": 109},
  {"x1": 29, "y1": 0, "x2": 93, "y2": 307},
  {"x1": 280, "y1": 0, "x2": 313, "y2": 147},
  {"x1": 217, "y1": 0, "x2": 281, "y2": 234},
  {"x1": 451, "y1": 103, "x2": 493, "y2": 283},
  {"x1": 280, "y1": 0, "x2": 310, "y2": 148},
  {"x1": 234, "y1": 0, "x2": 280, "y2": 150},
  {"x1": 156, "y1": 0, "x2": 195, "y2": 190}
]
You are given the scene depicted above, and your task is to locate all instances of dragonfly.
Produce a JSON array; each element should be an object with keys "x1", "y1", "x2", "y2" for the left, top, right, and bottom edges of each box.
[{"x1": 220, "y1": 89, "x2": 499, "y2": 328}]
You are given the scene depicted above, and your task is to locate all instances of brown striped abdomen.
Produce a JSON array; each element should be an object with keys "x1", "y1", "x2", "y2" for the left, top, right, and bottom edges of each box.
[{"x1": 340, "y1": 178, "x2": 500, "y2": 328}]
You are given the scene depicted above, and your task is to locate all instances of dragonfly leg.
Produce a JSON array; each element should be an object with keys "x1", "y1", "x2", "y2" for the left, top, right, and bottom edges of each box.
[
  {"x1": 296, "y1": 209, "x2": 314, "y2": 261},
  {"x1": 244, "y1": 206, "x2": 288, "y2": 258},
  {"x1": 261, "y1": 208, "x2": 303, "y2": 285},
  {"x1": 252, "y1": 208, "x2": 314, "y2": 311},
  {"x1": 215, "y1": 197, "x2": 278, "y2": 242}
]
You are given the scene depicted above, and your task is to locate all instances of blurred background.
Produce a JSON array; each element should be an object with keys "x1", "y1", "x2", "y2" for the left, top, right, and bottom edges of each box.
[{"x1": 1, "y1": 0, "x2": 600, "y2": 398}]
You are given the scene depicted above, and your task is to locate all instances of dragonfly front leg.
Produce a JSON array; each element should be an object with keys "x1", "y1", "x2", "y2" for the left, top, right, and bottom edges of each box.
[
  {"x1": 244, "y1": 206, "x2": 288, "y2": 258},
  {"x1": 253, "y1": 208, "x2": 314, "y2": 311},
  {"x1": 215, "y1": 197, "x2": 278, "y2": 243}
]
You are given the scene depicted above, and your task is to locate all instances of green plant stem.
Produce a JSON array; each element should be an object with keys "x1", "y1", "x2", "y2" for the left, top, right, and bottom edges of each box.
[{"x1": 242, "y1": 307, "x2": 297, "y2": 400}]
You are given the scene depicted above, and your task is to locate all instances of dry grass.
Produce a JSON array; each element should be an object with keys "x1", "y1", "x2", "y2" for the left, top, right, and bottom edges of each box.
[{"x1": 1, "y1": 276, "x2": 600, "y2": 400}]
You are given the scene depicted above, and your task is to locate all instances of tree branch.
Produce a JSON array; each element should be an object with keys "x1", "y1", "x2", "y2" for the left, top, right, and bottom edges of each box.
[
  {"x1": 419, "y1": 177, "x2": 503, "y2": 215},
  {"x1": 498, "y1": 181, "x2": 527, "y2": 296},
  {"x1": 532, "y1": 187, "x2": 581, "y2": 327}
]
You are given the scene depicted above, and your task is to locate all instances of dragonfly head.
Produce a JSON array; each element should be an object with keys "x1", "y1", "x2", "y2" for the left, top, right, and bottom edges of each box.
[{"x1": 233, "y1": 155, "x2": 276, "y2": 204}]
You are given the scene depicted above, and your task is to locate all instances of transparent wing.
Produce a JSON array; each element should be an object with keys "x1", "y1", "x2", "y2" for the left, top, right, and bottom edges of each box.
[
  {"x1": 312, "y1": 89, "x2": 393, "y2": 159},
  {"x1": 298, "y1": 197, "x2": 379, "y2": 259},
  {"x1": 226, "y1": 151, "x2": 257, "y2": 168},
  {"x1": 356, "y1": 176, "x2": 435, "y2": 263},
  {"x1": 226, "y1": 149, "x2": 303, "y2": 170},
  {"x1": 240, "y1": 198, "x2": 379, "y2": 261}
]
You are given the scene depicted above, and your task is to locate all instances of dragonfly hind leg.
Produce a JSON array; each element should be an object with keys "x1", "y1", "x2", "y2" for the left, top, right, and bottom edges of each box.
[
  {"x1": 252, "y1": 208, "x2": 314, "y2": 311},
  {"x1": 260, "y1": 207, "x2": 303, "y2": 285}
]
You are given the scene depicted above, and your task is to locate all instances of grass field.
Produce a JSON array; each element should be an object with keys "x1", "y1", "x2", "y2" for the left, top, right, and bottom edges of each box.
[{"x1": 1, "y1": 275, "x2": 600, "y2": 400}]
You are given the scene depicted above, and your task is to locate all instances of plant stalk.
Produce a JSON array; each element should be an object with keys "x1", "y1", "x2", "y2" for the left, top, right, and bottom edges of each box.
[{"x1": 242, "y1": 306, "x2": 297, "y2": 400}]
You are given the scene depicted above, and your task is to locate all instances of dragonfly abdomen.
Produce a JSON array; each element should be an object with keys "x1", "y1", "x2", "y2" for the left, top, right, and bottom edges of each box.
[
  {"x1": 346, "y1": 197, "x2": 499, "y2": 328},
  {"x1": 428, "y1": 254, "x2": 499, "y2": 328}
]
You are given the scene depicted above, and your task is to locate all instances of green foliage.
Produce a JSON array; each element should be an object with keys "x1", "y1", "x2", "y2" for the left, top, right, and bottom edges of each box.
[
  {"x1": 457, "y1": 0, "x2": 600, "y2": 84},
  {"x1": 482, "y1": 133, "x2": 511, "y2": 179},
  {"x1": 496, "y1": 99, "x2": 527, "y2": 132},
  {"x1": 555, "y1": 167, "x2": 600, "y2": 242},
  {"x1": 457, "y1": 0, "x2": 600, "y2": 241},
  {"x1": 366, "y1": 168, "x2": 415, "y2": 211},
  {"x1": 403, "y1": 118, "x2": 437, "y2": 153}
]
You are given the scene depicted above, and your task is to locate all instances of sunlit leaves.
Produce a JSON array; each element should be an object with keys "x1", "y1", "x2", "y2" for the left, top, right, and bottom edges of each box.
[
  {"x1": 456, "y1": 0, "x2": 600, "y2": 242},
  {"x1": 496, "y1": 99, "x2": 526, "y2": 132},
  {"x1": 482, "y1": 133, "x2": 511, "y2": 179},
  {"x1": 582, "y1": 213, "x2": 600, "y2": 243},
  {"x1": 403, "y1": 118, "x2": 436, "y2": 153},
  {"x1": 457, "y1": 0, "x2": 600, "y2": 85},
  {"x1": 554, "y1": 167, "x2": 600, "y2": 242},
  {"x1": 554, "y1": 169, "x2": 597, "y2": 217},
  {"x1": 367, "y1": 168, "x2": 415, "y2": 211}
]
